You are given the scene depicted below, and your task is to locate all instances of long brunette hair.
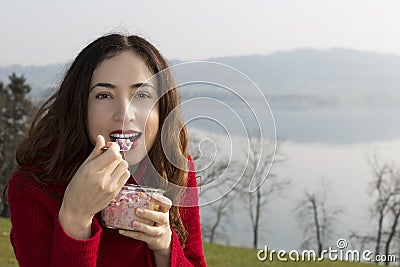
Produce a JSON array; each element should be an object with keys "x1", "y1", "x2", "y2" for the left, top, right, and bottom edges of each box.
[{"x1": 9, "y1": 34, "x2": 189, "y2": 245}]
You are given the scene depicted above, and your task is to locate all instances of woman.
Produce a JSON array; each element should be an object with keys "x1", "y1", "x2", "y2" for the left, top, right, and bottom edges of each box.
[{"x1": 5, "y1": 33, "x2": 206, "y2": 267}]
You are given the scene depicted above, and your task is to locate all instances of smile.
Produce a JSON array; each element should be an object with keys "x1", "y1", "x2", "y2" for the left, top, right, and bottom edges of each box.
[{"x1": 109, "y1": 131, "x2": 142, "y2": 151}]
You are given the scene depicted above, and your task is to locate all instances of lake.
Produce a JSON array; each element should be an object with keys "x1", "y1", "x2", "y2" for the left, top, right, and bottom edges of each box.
[{"x1": 183, "y1": 103, "x2": 400, "y2": 251}]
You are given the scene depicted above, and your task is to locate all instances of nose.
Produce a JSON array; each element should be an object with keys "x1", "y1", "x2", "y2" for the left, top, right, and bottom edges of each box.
[{"x1": 113, "y1": 99, "x2": 136, "y2": 122}]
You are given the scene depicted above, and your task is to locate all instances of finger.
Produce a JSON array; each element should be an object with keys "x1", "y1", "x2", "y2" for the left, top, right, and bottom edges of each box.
[
  {"x1": 135, "y1": 208, "x2": 169, "y2": 226},
  {"x1": 110, "y1": 159, "x2": 129, "y2": 180},
  {"x1": 151, "y1": 194, "x2": 172, "y2": 213},
  {"x1": 85, "y1": 135, "x2": 106, "y2": 162},
  {"x1": 105, "y1": 141, "x2": 121, "y2": 153},
  {"x1": 119, "y1": 229, "x2": 150, "y2": 242},
  {"x1": 90, "y1": 143, "x2": 123, "y2": 172},
  {"x1": 114, "y1": 162, "x2": 131, "y2": 186},
  {"x1": 130, "y1": 220, "x2": 165, "y2": 237},
  {"x1": 118, "y1": 171, "x2": 131, "y2": 187}
]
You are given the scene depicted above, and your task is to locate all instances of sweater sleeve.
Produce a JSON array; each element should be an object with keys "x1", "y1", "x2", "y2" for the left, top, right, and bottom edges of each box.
[
  {"x1": 8, "y1": 173, "x2": 102, "y2": 267},
  {"x1": 169, "y1": 158, "x2": 207, "y2": 267}
]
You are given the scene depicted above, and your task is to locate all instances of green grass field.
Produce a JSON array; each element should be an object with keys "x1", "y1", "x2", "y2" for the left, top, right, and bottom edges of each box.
[
  {"x1": 203, "y1": 242, "x2": 375, "y2": 267},
  {"x1": 0, "y1": 217, "x2": 17, "y2": 267},
  {"x1": 0, "y1": 217, "x2": 374, "y2": 267}
]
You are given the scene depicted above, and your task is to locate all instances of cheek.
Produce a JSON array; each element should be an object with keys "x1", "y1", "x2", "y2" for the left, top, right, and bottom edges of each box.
[
  {"x1": 144, "y1": 108, "x2": 159, "y2": 146},
  {"x1": 87, "y1": 107, "x2": 96, "y2": 143},
  {"x1": 87, "y1": 104, "x2": 111, "y2": 142}
]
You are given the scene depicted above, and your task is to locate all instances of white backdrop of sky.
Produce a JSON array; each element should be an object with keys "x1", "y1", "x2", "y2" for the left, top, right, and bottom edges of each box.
[{"x1": 1, "y1": 0, "x2": 399, "y2": 66}]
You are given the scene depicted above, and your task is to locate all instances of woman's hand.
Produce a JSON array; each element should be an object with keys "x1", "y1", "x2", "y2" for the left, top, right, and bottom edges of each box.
[
  {"x1": 59, "y1": 135, "x2": 130, "y2": 239},
  {"x1": 118, "y1": 194, "x2": 173, "y2": 254}
]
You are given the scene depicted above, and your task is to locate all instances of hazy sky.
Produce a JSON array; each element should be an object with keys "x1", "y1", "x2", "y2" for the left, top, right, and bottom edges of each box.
[{"x1": 1, "y1": 0, "x2": 400, "y2": 66}]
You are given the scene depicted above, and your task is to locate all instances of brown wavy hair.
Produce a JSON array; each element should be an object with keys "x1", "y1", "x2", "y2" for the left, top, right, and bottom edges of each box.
[{"x1": 7, "y1": 34, "x2": 189, "y2": 245}]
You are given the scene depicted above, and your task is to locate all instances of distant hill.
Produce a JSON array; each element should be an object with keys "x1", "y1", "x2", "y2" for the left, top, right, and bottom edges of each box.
[
  {"x1": 1, "y1": 48, "x2": 400, "y2": 108},
  {"x1": 207, "y1": 48, "x2": 400, "y2": 108}
]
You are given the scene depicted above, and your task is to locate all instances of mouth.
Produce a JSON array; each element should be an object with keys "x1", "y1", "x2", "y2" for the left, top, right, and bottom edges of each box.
[{"x1": 109, "y1": 130, "x2": 142, "y2": 151}]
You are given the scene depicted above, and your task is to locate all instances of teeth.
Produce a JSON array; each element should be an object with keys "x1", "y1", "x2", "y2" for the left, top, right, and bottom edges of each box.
[{"x1": 109, "y1": 133, "x2": 140, "y2": 139}]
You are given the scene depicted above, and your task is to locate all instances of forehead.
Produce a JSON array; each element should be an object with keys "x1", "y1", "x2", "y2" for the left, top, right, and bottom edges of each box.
[{"x1": 91, "y1": 51, "x2": 156, "y2": 86}]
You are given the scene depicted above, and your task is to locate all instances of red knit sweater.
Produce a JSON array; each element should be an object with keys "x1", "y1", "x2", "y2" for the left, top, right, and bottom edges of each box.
[{"x1": 8, "y1": 160, "x2": 206, "y2": 267}]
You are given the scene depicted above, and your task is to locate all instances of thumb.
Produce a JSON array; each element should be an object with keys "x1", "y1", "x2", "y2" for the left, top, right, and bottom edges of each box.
[
  {"x1": 151, "y1": 194, "x2": 172, "y2": 213},
  {"x1": 87, "y1": 135, "x2": 106, "y2": 161}
]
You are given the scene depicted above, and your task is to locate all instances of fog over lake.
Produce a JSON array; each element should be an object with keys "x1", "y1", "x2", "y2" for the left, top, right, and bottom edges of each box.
[{"x1": 183, "y1": 102, "x2": 400, "y2": 250}]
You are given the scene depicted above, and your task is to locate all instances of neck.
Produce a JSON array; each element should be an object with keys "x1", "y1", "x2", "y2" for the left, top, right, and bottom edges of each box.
[{"x1": 129, "y1": 164, "x2": 139, "y2": 175}]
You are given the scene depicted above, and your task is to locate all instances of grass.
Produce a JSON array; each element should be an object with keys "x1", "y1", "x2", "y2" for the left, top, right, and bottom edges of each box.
[
  {"x1": 0, "y1": 217, "x2": 17, "y2": 267},
  {"x1": 203, "y1": 243, "x2": 375, "y2": 267},
  {"x1": 1, "y1": 217, "x2": 375, "y2": 267}
]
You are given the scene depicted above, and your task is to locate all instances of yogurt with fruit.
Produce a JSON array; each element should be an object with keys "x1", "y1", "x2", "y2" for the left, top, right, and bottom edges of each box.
[{"x1": 102, "y1": 184, "x2": 165, "y2": 230}]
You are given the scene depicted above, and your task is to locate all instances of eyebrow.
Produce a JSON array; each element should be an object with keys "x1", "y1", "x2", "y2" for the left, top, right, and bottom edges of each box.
[{"x1": 90, "y1": 82, "x2": 156, "y2": 91}]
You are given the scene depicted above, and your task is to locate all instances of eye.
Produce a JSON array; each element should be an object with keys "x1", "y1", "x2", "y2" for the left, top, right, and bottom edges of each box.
[
  {"x1": 96, "y1": 93, "x2": 112, "y2": 99},
  {"x1": 135, "y1": 92, "x2": 151, "y2": 99}
]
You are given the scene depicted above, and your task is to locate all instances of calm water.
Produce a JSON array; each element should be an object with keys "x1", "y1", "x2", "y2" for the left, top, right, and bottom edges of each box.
[
  {"x1": 198, "y1": 139, "x2": 400, "y2": 250},
  {"x1": 184, "y1": 103, "x2": 400, "y2": 250}
]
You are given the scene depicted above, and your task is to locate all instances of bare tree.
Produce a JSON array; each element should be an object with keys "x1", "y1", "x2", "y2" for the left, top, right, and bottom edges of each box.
[
  {"x1": 349, "y1": 155, "x2": 400, "y2": 266},
  {"x1": 349, "y1": 232, "x2": 376, "y2": 253},
  {"x1": 188, "y1": 131, "x2": 237, "y2": 199},
  {"x1": 370, "y1": 155, "x2": 393, "y2": 257},
  {"x1": 384, "y1": 202, "x2": 400, "y2": 265},
  {"x1": 198, "y1": 163, "x2": 234, "y2": 244},
  {"x1": 201, "y1": 195, "x2": 232, "y2": 244},
  {"x1": 189, "y1": 132, "x2": 289, "y2": 248},
  {"x1": 296, "y1": 182, "x2": 341, "y2": 255},
  {"x1": 188, "y1": 131, "x2": 237, "y2": 243},
  {"x1": 368, "y1": 155, "x2": 400, "y2": 265},
  {"x1": 240, "y1": 136, "x2": 290, "y2": 249}
]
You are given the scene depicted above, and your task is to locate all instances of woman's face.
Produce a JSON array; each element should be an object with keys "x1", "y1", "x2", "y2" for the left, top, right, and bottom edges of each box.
[{"x1": 87, "y1": 51, "x2": 159, "y2": 165}]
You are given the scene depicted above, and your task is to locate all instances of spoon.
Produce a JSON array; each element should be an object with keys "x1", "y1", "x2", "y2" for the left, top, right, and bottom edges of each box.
[{"x1": 101, "y1": 147, "x2": 129, "y2": 152}]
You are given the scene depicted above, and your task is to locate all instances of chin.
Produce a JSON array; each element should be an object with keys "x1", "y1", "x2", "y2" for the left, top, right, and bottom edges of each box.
[{"x1": 123, "y1": 150, "x2": 147, "y2": 166}]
